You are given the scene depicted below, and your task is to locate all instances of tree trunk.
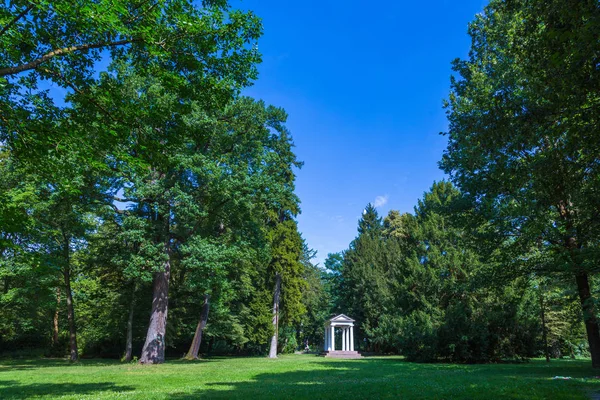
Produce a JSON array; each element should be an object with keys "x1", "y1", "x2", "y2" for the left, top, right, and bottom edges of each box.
[
  {"x1": 139, "y1": 259, "x2": 170, "y2": 364},
  {"x1": 63, "y1": 265, "x2": 78, "y2": 362},
  {"x1": 123, "y1": 283, "x2": 137, "y2": 362},
  {"x1": 185, "y1": 294, "x2": 210, "y2": 360},
  {"x1": 1, "y1": 247, "x2": 8, "y2": 294},
  {"x1": 575, "y1": 272, "x2": 600, "y2": 368},
  {"x1": 539, "y1": 289, "x2": 550, "y2": 362},
  {"x1": 558, "y1": 203, "x2": 600, "y2": 368},
  {"x1": 268, "y1": 273, "x2": 281, "y2": 359},
  {"x1": 52, "y1": 286, "x2": 61, "y2": 347}
]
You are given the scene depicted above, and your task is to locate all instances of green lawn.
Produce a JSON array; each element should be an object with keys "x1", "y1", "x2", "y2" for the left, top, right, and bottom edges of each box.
[{"x1": 0, "y1": 355, "x2": 599, "y2": 399}]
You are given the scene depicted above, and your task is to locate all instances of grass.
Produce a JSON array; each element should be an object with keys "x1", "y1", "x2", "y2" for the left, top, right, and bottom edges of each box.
[{"x1": 0, "y1": 355, "x2": 599, "y2": 399}]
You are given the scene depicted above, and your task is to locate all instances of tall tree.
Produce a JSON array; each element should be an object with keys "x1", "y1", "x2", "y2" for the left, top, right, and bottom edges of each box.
[
  {"x1": 2, "y1": 0, "x2": 263, "y2": 363},
  {"x1": 324, "y1": 252, "x2": 344, "y2": 315},
  {"x1": 1, "y1": 0, "x2": 313, "y2": 362},
  {"x1": 442, "y1": 0, "x2": 600, "y2": 367},
  {"x1": 339, "y1": 204, "x2": 390, "y2": 351},
  {"x1": 0, "y1": 149, "x2": 105, "y2": 361},
  {"x1": 298, "y1": 244, "x2": 329, "y2": 350},
  {"x1": 89, "y1": 72, "x2": 300, "y2": 363},
  {"x1": 0, "y1": 152, "x2": 57, "y2": 353},
  {"x1": 267, "y1": 219, "x2": 305, "y2": 358}
]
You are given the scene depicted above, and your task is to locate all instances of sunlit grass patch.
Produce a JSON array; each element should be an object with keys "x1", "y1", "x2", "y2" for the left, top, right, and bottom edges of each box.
[{"x1": 0, "y1": 355, "x2": 597, "y2": 399}]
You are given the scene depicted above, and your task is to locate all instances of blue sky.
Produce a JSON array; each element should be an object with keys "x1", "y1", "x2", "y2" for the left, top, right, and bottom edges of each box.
[{"x1": 234, "y1": 0, "x2": 489, "y2": 266}]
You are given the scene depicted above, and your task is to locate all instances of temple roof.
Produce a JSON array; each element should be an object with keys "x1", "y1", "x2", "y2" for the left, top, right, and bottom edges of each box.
[{"x1": 328, "y1": 314, "x2": 355, "y2": 323}]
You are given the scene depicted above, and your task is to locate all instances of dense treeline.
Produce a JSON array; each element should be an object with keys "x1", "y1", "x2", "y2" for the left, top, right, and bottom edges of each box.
[
  {"x1": 0, "y1": 0, "x2": 319, "y2": 363},
  {"x1": 327, "y1": 0, "x2": 600, "y2": 367},
  {"x1": 328, "y1": 183, "x2": 589, "y2": 363},
  {"x1": 1, "y1": 0, "x2": 599, "y2": 369}
]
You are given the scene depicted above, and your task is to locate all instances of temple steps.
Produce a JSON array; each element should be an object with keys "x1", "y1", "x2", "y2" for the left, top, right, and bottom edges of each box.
[{"x1": 322, "y1": 351, "x2": 362, "y2": 359}]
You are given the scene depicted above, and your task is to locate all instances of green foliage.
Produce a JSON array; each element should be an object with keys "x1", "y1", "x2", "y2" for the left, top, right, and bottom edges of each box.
[
  {"x1": 0, "y1": 0, "x2": 311, "y2": 361},
  {"x1": 0, "y1": 0, "x2": 262, "y2": 165},
  {"x1": 297, "y1": 246, "x2": 330, "y2": 348},
  {"x1": 239, "y1": 288, "x2": 273, "y2": 351},
  {"x1": 440, "y1": 0, "x2": 600, "y2": 366},
  {"x1": 2, "y1": 0, "x2": 597, "y2": 369},
  {"x1": 268, "y1": 220, "x2": 306, "y2": 327},
  {"x1": 278, "y1": 326, "x2": 299, "y2": 354},
  {"x1": 441, "y1": 0, "x2": 600, "y2": 274},
  {"x1": 330, "y1": 182, "x2": 556, "y2": 362}
]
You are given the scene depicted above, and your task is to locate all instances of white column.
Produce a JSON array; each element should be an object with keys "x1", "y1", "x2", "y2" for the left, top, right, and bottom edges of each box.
[
  {"x1": 346, "y1": 328, "x2": 350, "y2": 351},
  {"x1": 345, "y1": 328, "x2": 349, "y2": 351},
  {"x1": 331, "y1": 326, "x2": 335, "y2": 351},
  {"x1": 324, "y1": 327, "x2": 327, "y2": 351},
  {"x1": 343, "y1": 328, "x2": 348, "y2": 351},
  {"x1": 350, "y1": 326, "x2": 354, "y2": 351}
]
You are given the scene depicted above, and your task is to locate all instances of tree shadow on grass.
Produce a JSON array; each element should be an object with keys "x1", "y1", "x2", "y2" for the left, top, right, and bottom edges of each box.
[
  {"x1": 0, "y1": 380, "x2": 135, "y2": 399},
  {"x1": 0, "y1": 357, "x2": 224, "y2": 371},
  {"x1": 349, "y1": 356, "x2": 597, "y2": 377},
  {"x1": 0, "y1": 358, "x2": 123, "y2": 371},
  {"x1": 168, "y1": 357, "x2": 224, "y2": 365},
  {"x1": 169, "y1": 357, "x2": 599, "y2": 400}
]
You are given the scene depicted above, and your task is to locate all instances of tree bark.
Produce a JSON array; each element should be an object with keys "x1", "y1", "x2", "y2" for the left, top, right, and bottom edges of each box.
[
  {"x1": 575, "y1": 272, "x2": 600, "y2": 368},
  {"x1": 52, "y1": 286, "x2": 61, "y2": 347},
  {"x1": 139, "y1": 259, "x2": 170, "y2": 364},
  {"x1": 268, "y1": 273, "x2": 281, "y2": 359},
  {"x1": 123, "y1": 283, "x2": 137, "y2": 362},
  {"x1": 558, "y1": 202, "x2": 600, "y2": 368},
  {"x1": 539, "y1": 289, "x2": 550, "y2": 362},
  {"x1": 185, "y1": 294, "x2": 210, "y2": 360},
  {"x1": 62, "y1": 257, "x2": 78, "y2": 361},
  {"x1": 0, "y1": 38, "x2": 138, "y2": 77}
]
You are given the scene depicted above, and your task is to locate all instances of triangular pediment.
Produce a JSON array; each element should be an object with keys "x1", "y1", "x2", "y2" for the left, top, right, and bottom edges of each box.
[{"x1": 329, "y1": 314, "x2": 355, "y2": 322}]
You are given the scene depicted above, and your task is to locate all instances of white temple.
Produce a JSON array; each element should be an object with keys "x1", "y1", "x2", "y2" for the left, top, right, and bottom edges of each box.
[{"x1": 323, "y1": 314, "x2": 361, "y2": 358}]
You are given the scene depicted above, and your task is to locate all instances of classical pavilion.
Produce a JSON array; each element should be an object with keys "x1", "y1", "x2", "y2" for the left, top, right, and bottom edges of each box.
[{"x1": 322, "y1": 314, "x2": 361, "y2": 358}]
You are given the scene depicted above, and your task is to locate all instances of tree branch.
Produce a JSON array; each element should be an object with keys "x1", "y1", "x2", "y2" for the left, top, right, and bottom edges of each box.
[
  {"x1": 0, "y1": 4, "x2": 34, "y2": 38},
  {"x1": 113, "y1": 196, "x2": 137, "y2": 203},
  {"x1": 110, "y1": 203, "x2": 130, "y2": 215},
  {"x1": 0, "y1": 38, "x2": 140, "y2": 77},
  {"x1": 126, "y1": 1, "x2": 159, "y2": 25}
]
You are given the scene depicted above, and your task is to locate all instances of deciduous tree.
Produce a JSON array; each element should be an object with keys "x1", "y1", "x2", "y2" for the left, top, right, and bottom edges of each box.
[{"x1": 442, "y1": 0, "x2": 600, "y2": 367}]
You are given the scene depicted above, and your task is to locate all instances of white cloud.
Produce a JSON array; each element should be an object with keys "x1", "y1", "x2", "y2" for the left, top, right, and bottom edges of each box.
[
  {"x1": 373, "y1": 195, "x2": 389, "y2": 208},
  {"x1": 329, "y1": 215, "x2": 344, "y2": 223}
]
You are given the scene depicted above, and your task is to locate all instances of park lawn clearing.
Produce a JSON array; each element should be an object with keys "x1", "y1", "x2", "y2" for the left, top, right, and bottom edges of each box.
[{"x1": 0, "y1": 355, "x2": 599, "y2": 399}]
